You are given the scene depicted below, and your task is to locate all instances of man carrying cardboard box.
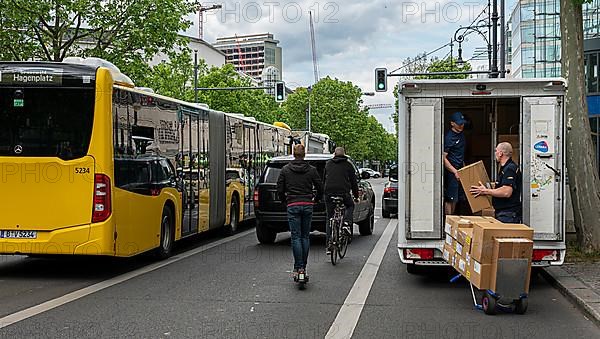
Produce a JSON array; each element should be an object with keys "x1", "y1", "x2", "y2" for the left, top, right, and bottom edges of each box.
[{"x1": 469, "y1": 142, "x2": 522, "y2": 223}]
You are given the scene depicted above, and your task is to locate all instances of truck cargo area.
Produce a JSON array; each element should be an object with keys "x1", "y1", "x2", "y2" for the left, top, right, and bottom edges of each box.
[{"x1": 444, "y1": 97, "x2": 521, "y2": 215}]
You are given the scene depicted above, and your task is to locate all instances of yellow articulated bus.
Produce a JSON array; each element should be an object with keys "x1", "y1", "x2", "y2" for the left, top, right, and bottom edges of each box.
[{"x1": 0, "y1": 59, "x2": 292, "y2": 257}]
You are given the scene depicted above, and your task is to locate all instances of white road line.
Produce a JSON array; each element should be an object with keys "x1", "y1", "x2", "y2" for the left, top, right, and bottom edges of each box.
[
  {"x1": 0, "y1": 229, "x2": 254, "y2": 329},
  {"x1": 325, "y1": 218, "x2": 396, "y2": 339}
]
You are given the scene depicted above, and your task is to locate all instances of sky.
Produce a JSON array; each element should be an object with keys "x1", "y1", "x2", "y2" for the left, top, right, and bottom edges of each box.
[{"x1": 184, "y1": 0, "x2": 518, "y2": 133}]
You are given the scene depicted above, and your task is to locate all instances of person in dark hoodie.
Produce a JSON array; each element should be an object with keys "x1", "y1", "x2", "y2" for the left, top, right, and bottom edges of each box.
[
  {"x1": 324, "y1": 147, "x2": 359, "y2": 254},
  {"x1": 277, "y1": 144, "x2": 323, "y2": 280}
]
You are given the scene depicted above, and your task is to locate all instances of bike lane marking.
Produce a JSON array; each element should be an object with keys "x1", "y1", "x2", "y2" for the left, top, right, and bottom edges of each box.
[
  {"x1": 0, "y1": 229, "x2": 254, "y2": 329},
  {"x1": 325, "y1": 218, "x2": 396, "y2": 339}
]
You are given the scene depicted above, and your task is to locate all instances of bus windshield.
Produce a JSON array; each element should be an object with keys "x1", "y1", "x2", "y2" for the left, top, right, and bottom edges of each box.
[{"x1": 0, "y1": 87, "x2": 95, "y2": 160}]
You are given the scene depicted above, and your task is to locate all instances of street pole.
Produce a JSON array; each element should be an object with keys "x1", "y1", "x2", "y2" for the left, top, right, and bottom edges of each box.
[
  {"x1": 500, "y1": 0, "x2": 506, "y2": 78},
  {"x1": 307, "y1": 86, "x2": 312, "y2": 132},
  {"x1": 491, "y1": 0, "x2": 499, "y2": 78},
  {"x1": 194, "y1": 50, "x2": 198, "y2": 103}
]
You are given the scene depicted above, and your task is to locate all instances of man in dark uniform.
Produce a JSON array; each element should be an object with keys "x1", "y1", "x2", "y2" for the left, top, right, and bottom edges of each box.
[
  {"x1": 444, "y1": 111, "x2": 467, "y2": 215},
  {"x1": 470, "y1": 142, "x2": 522, "y2": 223}
]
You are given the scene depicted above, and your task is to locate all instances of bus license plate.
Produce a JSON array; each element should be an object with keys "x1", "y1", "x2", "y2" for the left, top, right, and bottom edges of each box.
[{"x1": 0, "y1": 230, "x2": 37, "y2": 239}]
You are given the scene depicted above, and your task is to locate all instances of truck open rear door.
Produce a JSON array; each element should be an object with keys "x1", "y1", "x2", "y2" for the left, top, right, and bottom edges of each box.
[
  {"x1": 522, "y1": 96, "x2": 565, "y2": 241},
  {"x1": 399, "y1": 98, "x2": 443, "y2": 239}
]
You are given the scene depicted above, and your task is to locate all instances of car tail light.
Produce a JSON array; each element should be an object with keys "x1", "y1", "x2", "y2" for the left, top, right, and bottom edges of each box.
[
  {"x1": 253, "y1": 189, "x2": 259, "y2": 208},
  {"x1": 383, "y1": 186, "x2": 396, "y2": 194},
  {"x1": 533, "y1": 249, "x2": 558, "y2": 261},
  {"x1": 404, "y1": 248, "x2": 434, "y2": 260},
  {"x1": 92, "y1": 174, "x2": 111, "y2": 223}
]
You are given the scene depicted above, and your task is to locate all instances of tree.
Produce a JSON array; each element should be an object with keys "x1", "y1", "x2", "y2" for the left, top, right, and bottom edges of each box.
[
  {"x1": 418, "y1": 57, "x2": 472, "y2": 79},
  {"x1": 283, "y1": 77, "x2": 396, "y2": 161},
  {"x1": 0, "y1": 0, "x2": 195, "y2": 84},
  {"x1": 392, "y1": 56, "x2": 472, "y2": 129},
  {"x1": 561, "y1": 0, "x2": 600, "y2": 252},
  {"x1": 141, "y1": 55, "x2": 282, "y2": 125}
]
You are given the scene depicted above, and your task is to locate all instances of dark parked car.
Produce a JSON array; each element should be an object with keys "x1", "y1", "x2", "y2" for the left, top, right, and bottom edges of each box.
[
  {"x1": 382, "y1": 165, "x2": 398, "y2": 218},
  {"x1": 254, "y1": 154, "x2": 375, "y2": 244}
]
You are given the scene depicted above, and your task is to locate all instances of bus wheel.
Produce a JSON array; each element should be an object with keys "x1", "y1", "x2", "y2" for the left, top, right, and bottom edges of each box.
[
  {"x1": 156, "y1": 206, "x2": 174, "y2": 259},
  {"x1": 223, "y1": 197, "x2": 239, "y2": 236}
]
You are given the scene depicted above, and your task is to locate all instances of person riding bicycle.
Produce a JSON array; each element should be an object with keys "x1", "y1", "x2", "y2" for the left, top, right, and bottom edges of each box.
[
  {"x1": 324, "y1": 147, "x2": 359, "y2": 255},
  {"x1": 277, "y1": 144, "x2": 323, "y2": 281}
]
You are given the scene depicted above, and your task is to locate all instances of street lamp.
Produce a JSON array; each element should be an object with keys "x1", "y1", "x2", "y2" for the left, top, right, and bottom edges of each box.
[{"x1": 453, "y1": 20, "x2": 492, "y2": 73}]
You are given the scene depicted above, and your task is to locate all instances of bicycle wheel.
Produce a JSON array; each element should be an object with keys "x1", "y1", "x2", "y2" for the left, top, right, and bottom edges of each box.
[
  {"x1": 338, "y1": 230, "x2": 349, "y2": 259},
  {"x1": 330, "y1": 220, "x2": 339, "y2": 265}
]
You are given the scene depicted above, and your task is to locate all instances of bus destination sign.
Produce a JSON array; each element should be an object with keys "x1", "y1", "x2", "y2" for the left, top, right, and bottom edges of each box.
[{"x1": 0, "y1": 68, "x2": 63, "y2": 86}]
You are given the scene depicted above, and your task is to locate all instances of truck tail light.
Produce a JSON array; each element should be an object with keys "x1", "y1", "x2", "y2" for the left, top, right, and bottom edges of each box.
[
  {"x1": 404, "y1": 248, "x2": 434, "y2": 260},
  {"x1": 533, "y1": 249, "x2": 558, "y2": 261},
  {"x1": 92, "y1": 174, "x2": 111, "y2": 223}
]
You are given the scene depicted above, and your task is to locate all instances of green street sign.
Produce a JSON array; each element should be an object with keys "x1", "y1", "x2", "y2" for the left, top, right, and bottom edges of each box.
[{"x1": 13, "y1": 99, "x2": 24, "y2": 107}]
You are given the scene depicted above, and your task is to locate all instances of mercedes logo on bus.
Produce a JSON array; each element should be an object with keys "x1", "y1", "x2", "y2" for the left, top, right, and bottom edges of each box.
[{"x1": 14, "y1": 145, "x2": 23, "y2": 154}]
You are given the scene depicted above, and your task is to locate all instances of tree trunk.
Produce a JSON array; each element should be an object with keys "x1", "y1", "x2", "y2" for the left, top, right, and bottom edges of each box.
[{"x1": 561, "y1": 0, "x2": 600, "y2": 252}]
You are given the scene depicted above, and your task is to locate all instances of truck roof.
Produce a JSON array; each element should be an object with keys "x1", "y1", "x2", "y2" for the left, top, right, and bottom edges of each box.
[{"x1": 399, "y1": 77, "x2": 566, "y2": 98}]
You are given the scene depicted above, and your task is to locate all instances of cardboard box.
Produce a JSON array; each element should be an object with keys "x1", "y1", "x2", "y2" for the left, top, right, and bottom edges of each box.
[
  {"x1": 474, "y1": 207, "x2": 496, "y2": 217},
  {"x1": 456, "y1": 227, "x2": 473, "y2": 248},
  {"x1": 457, "y1": 161, "x2": 493, "y2": 213},
  {"x1": 453, "y1": 252, "x2": 469, "y2": 275},
  {"x1": 443, "y1": 243, "x2": 455, "y2": 263},
  {"x1": 491, "y1": 238, "x2": 533, "y2": 293},
  {"x1": 454, "y1": 239, "x2": 468, "y2": 257},
  {"x1": 470, "y1": 223, "x2": 534, "y2": 264},
  {"x1": 468, "y1": 259, "x2": 493, "y2": 290},
  {"x1": 498, "y1": 134, "x2": 520, "y2": 165},
  {"x1": 493, "y1": 238, "x2": 533, "y2": 260},
  {"x1": 445, "y1": 216, "x2": 496, "y2": 239}
]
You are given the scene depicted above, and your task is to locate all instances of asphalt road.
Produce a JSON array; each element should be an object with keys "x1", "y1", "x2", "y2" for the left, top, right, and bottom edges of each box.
[{"x1": 0, "y1": 178, "x2": 598, "y2": 338}]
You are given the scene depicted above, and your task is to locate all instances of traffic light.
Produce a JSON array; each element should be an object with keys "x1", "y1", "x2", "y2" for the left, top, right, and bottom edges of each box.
[
  {"x1": 275, "y1": 81, "x2": 285, "y2": 102},
  {"x1": 375, "y1": 68, "x2": 387, "y2": 92}
]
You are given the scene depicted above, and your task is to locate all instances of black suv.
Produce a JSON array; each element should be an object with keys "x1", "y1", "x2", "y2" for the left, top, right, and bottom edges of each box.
[
  {"x1": 254, "y1": 154, "x2": 375, "y2": 244},
  {"x1": 382, "y1": 164, "x2": 398, "y2": 218}
]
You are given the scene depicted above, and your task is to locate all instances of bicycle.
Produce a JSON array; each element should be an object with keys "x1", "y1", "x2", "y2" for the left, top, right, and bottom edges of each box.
[{"x1": 329, "y1": 196, "x2": 350, "y2": 265}]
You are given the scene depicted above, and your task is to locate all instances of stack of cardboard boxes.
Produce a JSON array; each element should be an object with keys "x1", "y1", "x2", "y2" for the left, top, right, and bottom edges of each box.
[{"x1": 443, "y1": 216, "x2": 534, "y2": 292}]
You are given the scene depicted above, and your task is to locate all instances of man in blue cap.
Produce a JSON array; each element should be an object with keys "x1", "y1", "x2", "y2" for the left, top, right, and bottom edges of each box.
[{"x1": 444, "y1": 111, "x2": 467, "y2": 215}]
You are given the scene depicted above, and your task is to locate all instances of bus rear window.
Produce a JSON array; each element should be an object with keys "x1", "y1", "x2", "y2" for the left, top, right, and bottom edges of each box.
[{"x1": 0, "y1": 87, "x2": 95, "y2": 159}]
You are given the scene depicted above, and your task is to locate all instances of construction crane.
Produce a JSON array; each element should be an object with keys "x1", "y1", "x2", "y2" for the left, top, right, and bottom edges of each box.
[
  {"x1": 198, "y1": 4, "x2": 222, "y2": 40},
  {"x1": 235, "y1": 34, "x2": 246, "y2": 73},
  {"x1": 309, "y1": 11, "x2": 319, "y2": 83}
]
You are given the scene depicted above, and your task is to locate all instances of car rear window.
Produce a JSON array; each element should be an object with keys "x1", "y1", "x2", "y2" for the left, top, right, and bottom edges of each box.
[
  {"x1": 389, "y1": 166, "x2": 398, "y2": 181},
  {"x1": 263, "y1": 161, "x2": 326, "y2": 183}
]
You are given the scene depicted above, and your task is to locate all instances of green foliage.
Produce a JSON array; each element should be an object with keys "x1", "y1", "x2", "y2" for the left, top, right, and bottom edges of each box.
[
  {"x1": 139, "y1": 54, "x2": 282, "y2": 125},
  {"x1": 416, "y1": 57, "x2": 472, "y2": 79},
  {"x1": 0, "y1": 0, "x2": 195, "y2": 84},
  {"x1": 283, "y1": 77, "x2": 397, "y2": 162}
]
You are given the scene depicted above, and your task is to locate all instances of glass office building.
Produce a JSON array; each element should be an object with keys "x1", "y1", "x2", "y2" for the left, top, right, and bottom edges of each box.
[{"x1": 510, "y1": 0, "x2": 600, "y2": 174}]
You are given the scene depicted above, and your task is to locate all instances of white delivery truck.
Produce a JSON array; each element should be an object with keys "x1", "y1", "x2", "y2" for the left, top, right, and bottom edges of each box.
[{"x1": 396, "y1": 78, "x2": 566, "y2": 272}]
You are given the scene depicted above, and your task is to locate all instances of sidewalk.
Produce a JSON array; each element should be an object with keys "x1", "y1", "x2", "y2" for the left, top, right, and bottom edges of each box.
[{"x1": 542, "y1": 260, "x2": 600, "y2": 326}]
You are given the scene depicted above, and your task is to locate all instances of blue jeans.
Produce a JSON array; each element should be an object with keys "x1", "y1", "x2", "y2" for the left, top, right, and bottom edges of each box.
[
  {"x1": 495, "y1": 210, "x2": 522, "y2": 223},
  {"x1": 287, "y1": 205, "x2": 313, "y2": 271}
]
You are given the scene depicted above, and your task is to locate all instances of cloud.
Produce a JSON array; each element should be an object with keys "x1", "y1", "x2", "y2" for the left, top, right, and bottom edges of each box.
[{"x1": 192, "y1": 0, "x2": 496, "y2": 132}]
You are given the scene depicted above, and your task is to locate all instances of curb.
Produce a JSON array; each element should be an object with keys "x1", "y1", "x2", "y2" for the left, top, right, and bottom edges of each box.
[{"x1": 541, "y1": 266, "x2": 600, "y2": 326}]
